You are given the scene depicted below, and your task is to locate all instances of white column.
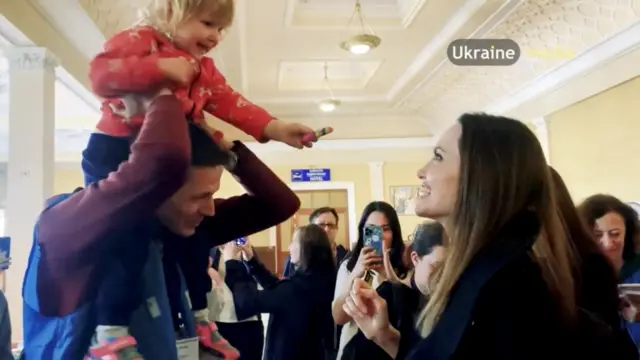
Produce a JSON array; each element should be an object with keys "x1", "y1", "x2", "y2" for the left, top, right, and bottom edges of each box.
[
  {"x1": 4, "y1": 47, "x2": 57, "y2": 340},
  {"x1": 368, "y1": 162, "x2": 384, "y2": 201},
  {"x1": 531, "y1": 117, "x2": 550, "y2": 163}
]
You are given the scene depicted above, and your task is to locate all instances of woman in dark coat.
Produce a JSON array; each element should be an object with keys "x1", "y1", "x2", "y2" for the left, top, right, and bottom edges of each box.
[
  {"x1": 341, "y1": 113, "x2": 631, "y2": 359},
  {"x1": 223, "y1": 225, "x2": 336, "y2": 360}
]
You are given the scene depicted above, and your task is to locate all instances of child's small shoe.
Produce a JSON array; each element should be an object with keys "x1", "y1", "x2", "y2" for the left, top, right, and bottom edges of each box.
[
  {"x1": 196, "y1": 320, "x2": 240, "y2": 359},
  {"x1": 89, "y1": 335, "x2": 144, "y2": 360}
]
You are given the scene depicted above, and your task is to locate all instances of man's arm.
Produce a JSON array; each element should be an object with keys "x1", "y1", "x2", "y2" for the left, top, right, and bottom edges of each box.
[
  {"x1": 197, "y1": 142, "x2": 300, "y2": 245},
  {"x1": 38, "y1": 95, "x2": 190, "y2": 268}
]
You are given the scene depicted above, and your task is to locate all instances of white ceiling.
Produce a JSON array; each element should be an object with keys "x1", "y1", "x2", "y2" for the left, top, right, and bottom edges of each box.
[{"x1": 0, "y1": 0, "x2": 638, "y2": 163}]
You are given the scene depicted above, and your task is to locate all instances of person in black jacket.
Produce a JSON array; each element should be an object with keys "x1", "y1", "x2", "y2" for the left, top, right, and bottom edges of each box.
[
  {"x1": 549, "y1": 168, "x2": 638, "y2": 357},
  {"x1": 341, "y1": 222, "x2": 446, "y2": 359},
  {"x1": 341, "y1": 113, "x2": 622, "y2": 359},
  {"x1": 208, "y1": 246, "x2": 265, "y2": 360},
  {"x1": 223, "y1": 224, "x2": 336, "y2": 360},
  {"x1": 283, "y1": 207, "x2": 350, "y2": 277}
]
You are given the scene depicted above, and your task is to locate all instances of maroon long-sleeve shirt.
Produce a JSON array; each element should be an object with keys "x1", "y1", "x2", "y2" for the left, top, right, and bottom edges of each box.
[{"x1": 36, "y1": 95, "x2": 300, "y2": 317}]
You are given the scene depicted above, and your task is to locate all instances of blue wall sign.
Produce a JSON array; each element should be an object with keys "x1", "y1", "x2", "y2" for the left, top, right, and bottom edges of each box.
[{"x1": 291, "y1": 168, "x2": 331, "y2": 182}]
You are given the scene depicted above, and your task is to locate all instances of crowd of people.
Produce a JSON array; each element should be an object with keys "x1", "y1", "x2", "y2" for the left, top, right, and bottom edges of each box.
[{"x1": 4, "y1": 0, "x2": 640, "y2": 359}]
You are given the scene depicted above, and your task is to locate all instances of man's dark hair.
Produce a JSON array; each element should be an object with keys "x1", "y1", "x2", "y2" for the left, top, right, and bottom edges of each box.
[
  {"x1": 309, "y1": 206, "x2": 339, "y2": 225},
  {"x1": 188, "y1": 123, "x2": 234, "y2": 168},
  {"x1": 411, "y1": 221, "x2": 445, "y2": 257}
]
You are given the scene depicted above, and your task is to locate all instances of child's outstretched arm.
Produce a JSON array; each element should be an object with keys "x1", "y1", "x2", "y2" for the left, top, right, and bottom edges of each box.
[
  {"x1": 202, "y1": 58, "x2": 276, "y2": 142},
  {"x1": 89, "y1": 27, "x2": 165, "y2": 98}
]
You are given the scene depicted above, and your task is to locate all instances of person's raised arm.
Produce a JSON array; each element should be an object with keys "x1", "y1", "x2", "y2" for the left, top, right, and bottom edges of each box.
[
  {"x1": 38, "y1": 92, "x2": 190, "y2": 267},
  {"x1": 332, "y1": 262, "x2": 355, "y2": 325},
  {"x1": 224, "y1": 259, "x2": 293, "y2": 320},
  {"x1": 332, "y1": 248, "x2": 380, "y2": 325},
  {"x1": 90, "y1": 27, "x2": 197, "y2": 98},
  {"x1": 202, "y1": 58, "x2": 275, "y2": 142},
  {"x1": 241, "y1": 245, "x2": 279, "y2": 288},
  {"x1": 343, "y1": 279, "x2": 404, "y2": 359},
  {"x1": 196, "y1": 142, "x2": 300, "y2": 245},
  {"x1": 89, "y1": 27, "x2": 171, "y2": 98}
]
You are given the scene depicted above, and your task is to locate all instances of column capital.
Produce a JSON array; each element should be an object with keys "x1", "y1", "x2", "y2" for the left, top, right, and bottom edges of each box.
[
  {"x1": 531, "y1": 117, "x2": 547, "y2": 131},
  {"x1": 530, "y1": 117, "x2": 550, "y2": 163},
  {"x1": 5, "y1": 47, "x2": 58, "y2": 72}
]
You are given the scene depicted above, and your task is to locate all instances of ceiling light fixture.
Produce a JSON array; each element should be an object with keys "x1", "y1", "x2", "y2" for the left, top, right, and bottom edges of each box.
[
  {"x1": 340, "y1": 0, "x2": 381, "y2": 55},
  {"x1": 318, "y1": 62, "x2": 340, "y2": 112},
  {"x1": 319, "y1": 99, "x2": 341, "y2": 112}
]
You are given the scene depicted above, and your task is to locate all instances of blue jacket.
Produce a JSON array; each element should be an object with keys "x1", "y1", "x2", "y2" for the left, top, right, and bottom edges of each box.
[
  {"x1": 21, "y1": 130, "x2": 299, "y2": 358},
  {"x1": 622, "y1": 268, "x2": 640, "y2": 347},
  {"x1": 22, "y1": 193, "x2": 195, "y2": 359}
]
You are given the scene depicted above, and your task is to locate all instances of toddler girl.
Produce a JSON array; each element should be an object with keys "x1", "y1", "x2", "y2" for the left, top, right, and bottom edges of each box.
[{"x1": 86, "y1": 0, "x2": 313, "y2": 359}]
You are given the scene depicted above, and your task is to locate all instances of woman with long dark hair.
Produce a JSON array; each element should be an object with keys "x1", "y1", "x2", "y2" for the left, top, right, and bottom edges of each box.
[
  {"x1": 550, "y1": 168, "x2": 636, "y2": 354},
  {"x1": 578, "y1": 193, "x2": 640, "y2": 346},
  {"x1": 332, "y1": 201, "x2": 407, "y2": 359},
  {"x1": 341, "y1": 113, "x2": 624, "y2": 359},
  {"x1": 222, "y1": 225, "x2": 336, "y2": 360}
]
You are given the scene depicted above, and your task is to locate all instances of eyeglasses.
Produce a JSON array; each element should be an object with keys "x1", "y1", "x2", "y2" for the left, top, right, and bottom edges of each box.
[{"x1": 317, "y1": 223, "x2": 338, "y2": 230}]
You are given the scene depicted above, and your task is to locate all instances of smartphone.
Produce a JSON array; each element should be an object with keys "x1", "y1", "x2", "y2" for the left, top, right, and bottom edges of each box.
[
  {"x1": 302, "y1": 127, "x2": 334, "y2": 143},
  {"x1": 619, "y1": 284, "x2": 640, "y2": 295},
  {"x1": 363, "y1": 224, "x2": 384, "y2": 255},
  {"x1": 235, "y1": 237, "x2": 246, "y2": 246}
]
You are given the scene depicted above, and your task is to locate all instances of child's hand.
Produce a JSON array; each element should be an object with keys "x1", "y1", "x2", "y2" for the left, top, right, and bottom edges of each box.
[
  {"x1": 157, "y1": 57, "x2": 199, "y2": 86},
  {"x1": 217, "y1": 138, "x2": 234, "y2": 151},
  {"x1": 263, "y1": 121, "x2": 315, "y2": 149},
  {"x1": 198, "y1": 122, "x2": 233, "y2": 150}
]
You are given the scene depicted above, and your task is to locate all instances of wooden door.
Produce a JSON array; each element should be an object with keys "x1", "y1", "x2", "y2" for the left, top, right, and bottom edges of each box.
[{"x1": 275, "y1": 189, "x2": 350, "y2": 276}]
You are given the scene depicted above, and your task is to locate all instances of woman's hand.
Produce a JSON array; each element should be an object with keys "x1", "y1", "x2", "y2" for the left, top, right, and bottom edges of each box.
[
  {"x1": 352, "y1": 246, "x2": 382, "y2": 279},
  {"x1": 343, "y1": 279, "x2": 391, "y2": 340},
  {"x1": 620, "y1": 294, "x2": 640, "y2": 322},
  {"x1": 239, "y1": 239, "x2": 255, "y2": 261},
  {"x1": 381, "y1": 242, "x2": 412, "y2": 287},
  {"x1": 221, "y1": 242, "x2": 242, "y2": 262},
  {"x1": 208, "y1": 267, "x2": 223, "y2": 286}
]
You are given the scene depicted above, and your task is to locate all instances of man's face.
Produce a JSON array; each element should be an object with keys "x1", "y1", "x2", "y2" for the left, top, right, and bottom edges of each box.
[
  {"x1": 312, "y1": 212, "x2": 338, "y2": 243},
  {"x1": 156, "y1": 166, "x2": 223, "y2": 237}
]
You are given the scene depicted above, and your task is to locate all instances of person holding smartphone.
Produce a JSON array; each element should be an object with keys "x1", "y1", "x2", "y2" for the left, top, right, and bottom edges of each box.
[{"x1": 331, "y1": 201, "x2": 408, "y2": 360}]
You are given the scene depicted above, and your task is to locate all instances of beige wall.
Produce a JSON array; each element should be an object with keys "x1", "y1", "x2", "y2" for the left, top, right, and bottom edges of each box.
[
  {"x1": 54, "y1": 161, "x2": 428, "y2": 246},
  {"x1": 547, "y1": 75, "x2": 640, "y2": 203}
]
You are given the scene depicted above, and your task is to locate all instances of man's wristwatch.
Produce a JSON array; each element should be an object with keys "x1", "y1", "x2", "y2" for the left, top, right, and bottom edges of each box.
[{"x1": 225, "y1": 150, "x2": 238, "y2": 171}]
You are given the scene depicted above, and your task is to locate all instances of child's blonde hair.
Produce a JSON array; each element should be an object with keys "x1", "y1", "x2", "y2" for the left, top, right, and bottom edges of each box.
[{"x1": 138, "y1": 0, "x2": 235, "y2": 34}]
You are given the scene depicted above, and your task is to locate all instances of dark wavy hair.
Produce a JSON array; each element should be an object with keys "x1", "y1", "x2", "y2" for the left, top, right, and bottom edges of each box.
[
  {"x1": 345, "y1": 201, "x2": 408, "y2": 277},
  {"x1": 578, "y1": 194, "x2": 640, "y2": 263},
  {"x1": 404, "y1": 222, "x2": 445, "y2": 270},
  {"x1": 296, "y1": 224, "x2": 336, "y2": 273}
]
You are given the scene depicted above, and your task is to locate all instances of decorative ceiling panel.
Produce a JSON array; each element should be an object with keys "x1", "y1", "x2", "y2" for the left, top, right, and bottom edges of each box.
[
  {"x1": 400, "y1": 0, "x2": 640, "y2": 131},
  {"x1": 285, "y1": 0, "x2": 427, "y2": 28},
  {"x1": 78, "y1": 0, "x2": 142, "y2": 37},
  {"x1": 277, "y1": 60, "x2": 382, "y2": 91}
]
